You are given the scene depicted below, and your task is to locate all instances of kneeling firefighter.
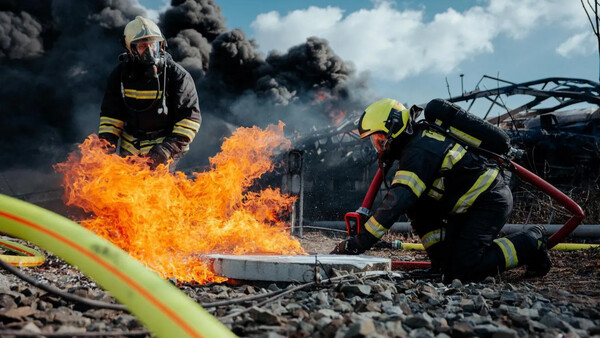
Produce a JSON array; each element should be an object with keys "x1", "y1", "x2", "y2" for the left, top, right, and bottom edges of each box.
[
  {"x1": 99, "y1": 16, "x2": 201, "y2": 170},
  {"x1": 331, "y1": 98, "x2": 551, "y2": 283}
]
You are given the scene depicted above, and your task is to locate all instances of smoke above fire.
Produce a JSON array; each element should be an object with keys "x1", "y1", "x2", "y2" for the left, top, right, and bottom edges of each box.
[{"x1": 0, "y1": 0, "x2": 370, "y2": 172}]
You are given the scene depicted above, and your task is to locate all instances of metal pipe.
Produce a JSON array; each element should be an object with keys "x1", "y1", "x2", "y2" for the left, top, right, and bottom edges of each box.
[
  {"x1": 379, "y1": 240, "x2": 598, "y2": 251},
  {"x1": 298, "y1": 162, "x2": 304, "y2": 238},
  {"x1": 309, "y1": 221, "x2": 600, "y2": 238}
]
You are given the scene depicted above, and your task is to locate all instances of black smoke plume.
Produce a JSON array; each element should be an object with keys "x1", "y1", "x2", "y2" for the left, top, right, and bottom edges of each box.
[{"x1": 0, "y1": 0, "x2": 369, "y2": 197}]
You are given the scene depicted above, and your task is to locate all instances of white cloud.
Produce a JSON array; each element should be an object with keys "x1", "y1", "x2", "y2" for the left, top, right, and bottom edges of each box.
[
  {"x1": 136, "y1": 0, "x2": 171, "y2": 22},
  {"x1": 250, "y1": 0, "x2": 588, "y2": 81},
  {"x1": 556, "y1": 31, "x2": 596, "y2": 57},
  {"x1": 251, "y1": 6, "x2": 344, "y2": 50},
  {"x1": 487, "y1": 0, "x2": 585, "y2": 38}
]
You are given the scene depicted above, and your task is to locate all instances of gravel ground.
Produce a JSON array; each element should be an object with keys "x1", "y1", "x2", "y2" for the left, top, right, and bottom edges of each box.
[{"x1": 0, "y1": 232, "x2": 599, "y2": 337}]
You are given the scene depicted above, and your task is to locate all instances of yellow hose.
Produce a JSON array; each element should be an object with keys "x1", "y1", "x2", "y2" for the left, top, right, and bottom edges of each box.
[
  {"x1": 0, "y1": 194, "x2": 234, "y2": 338},
  {"x1": 0, "y1": 237, "x2": 45, "y2": 266},
  {"x1": 551, "y1": 243, "x2": 600, "y2": 250},
  {"x1": 398, "y1": 242, "x2": 424, "y2": 250}
]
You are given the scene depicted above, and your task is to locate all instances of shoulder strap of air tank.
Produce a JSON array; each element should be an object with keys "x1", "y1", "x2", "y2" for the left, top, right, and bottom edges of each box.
[{"x1": 416, "y1": 120, "x2": 507, "y2": 161}]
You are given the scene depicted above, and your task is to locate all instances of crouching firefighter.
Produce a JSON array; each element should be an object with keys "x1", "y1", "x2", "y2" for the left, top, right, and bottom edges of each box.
[
  {"x1": 330, "y1": 98, "x2": 551, "y2": 283},
  {"x1": 98, "y1": 16, "x2": 201, "y2": 171}
]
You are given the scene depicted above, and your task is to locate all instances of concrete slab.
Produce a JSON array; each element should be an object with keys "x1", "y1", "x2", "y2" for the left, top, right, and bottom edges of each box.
[{"x1": 204, "y1": 254, "x2": 391, "y2": 283}]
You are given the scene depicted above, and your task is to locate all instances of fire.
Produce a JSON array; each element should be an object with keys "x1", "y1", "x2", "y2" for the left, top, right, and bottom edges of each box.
[
  {"x1": 329, "y1": 109, "x2": 347, "y2": 126},
  {"x1": 55, "y1": 122, "x2": 306, "y2": 283},
  {"x1": 312, "y1": 90, "x2": 347, "y2": 125},
  {"x1": 313, "y1": 90, "x2": 329, "y2": 103}
]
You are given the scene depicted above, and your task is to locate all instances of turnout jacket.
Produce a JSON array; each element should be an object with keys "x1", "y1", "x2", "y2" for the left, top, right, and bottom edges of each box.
[
  {"x1": 361, "y1": 124, "x2": 502, "y2": 242},
  {"x1": 98, "y1": 53, "x2": 201, "y2": 158}
]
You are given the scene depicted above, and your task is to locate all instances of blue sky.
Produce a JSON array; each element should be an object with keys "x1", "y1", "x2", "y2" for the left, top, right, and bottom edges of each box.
[{"x1": 140, "y1": 0, "x2": 597, "y2": 107}]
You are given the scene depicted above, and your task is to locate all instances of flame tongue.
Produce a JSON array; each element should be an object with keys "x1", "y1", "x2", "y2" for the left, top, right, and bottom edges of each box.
[{"x1": 56, "y1": 122, "x2": 305, "y2": 283}]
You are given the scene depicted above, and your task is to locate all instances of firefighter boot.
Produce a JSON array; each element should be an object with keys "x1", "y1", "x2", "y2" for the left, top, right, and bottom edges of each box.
[
  {"x1": 524, "y1": 225, "x2": 552, "y2": 277},
  {"x1": 424, "y1": 242, "x2": 446, "y2": 275},
  {"x1": 497, "y1": 225, "x2": 551, "y2": 277}
]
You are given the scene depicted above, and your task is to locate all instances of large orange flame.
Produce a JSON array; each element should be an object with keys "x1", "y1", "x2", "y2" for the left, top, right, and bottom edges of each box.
[{"x1": 55, "y1": 122, "x2": 306, "y2": 283}]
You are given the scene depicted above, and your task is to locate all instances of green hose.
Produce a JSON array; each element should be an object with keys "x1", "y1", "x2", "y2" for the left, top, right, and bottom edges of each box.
[
  {"x1": 0, "y1": 237, "x2": 45, "y2": 266},
  {"x1": 0, "y1": 193, "x2": 234, "y2": 338}
]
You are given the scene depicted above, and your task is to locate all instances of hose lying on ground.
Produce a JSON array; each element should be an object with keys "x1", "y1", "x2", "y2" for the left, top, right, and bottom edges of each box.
[
  {"x1": 0, "y1": 237, "x2": 45, "y2": 266},
  {"x1": 0, "y1": 193, "x2": 233, "y2": 338}
]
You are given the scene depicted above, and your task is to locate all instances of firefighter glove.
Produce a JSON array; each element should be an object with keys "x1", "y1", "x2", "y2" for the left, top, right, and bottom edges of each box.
[
  {"x1": 104, "y1": 145, "x2": 117, "y2": 155},
  {"x1": 330, "y1": 237, "x2": 365, "y2": 255},
  {"x1": 98, "y1": 134, "x2": 118, "y2": 154},
  {"x1": 147, "y1": 144, "x2": 171, "y2": 169}
]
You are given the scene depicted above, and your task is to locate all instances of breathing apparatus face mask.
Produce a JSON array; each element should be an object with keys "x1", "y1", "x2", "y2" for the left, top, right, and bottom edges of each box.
[{"x1": 131, "y1": 39, "x2": 162, "y2": 78}]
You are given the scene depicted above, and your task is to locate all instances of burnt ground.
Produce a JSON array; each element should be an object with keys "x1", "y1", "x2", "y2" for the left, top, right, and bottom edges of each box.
[{"x1": 0, "y1": 231, "x2": 599, "y2": 337}]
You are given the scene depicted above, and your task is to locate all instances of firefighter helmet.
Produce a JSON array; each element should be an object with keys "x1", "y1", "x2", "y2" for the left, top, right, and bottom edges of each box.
[
  {"x1": 358, "y1": 99, "x2": 411, "y2": 153},
  {"x1": 358, "y1": 99, "x2": 410, "y2": 139},
  {"x1": 122, "y1": 16, "x2": 165, "y2": 57}
]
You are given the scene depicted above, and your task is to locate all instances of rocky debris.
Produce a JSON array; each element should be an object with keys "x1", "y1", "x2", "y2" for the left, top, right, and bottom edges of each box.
[
  {"x1": 0, "y1": 242, "x2": 599, "y2": 337},
  {"x1": 1, "y1": 266, "x2": 599, "y2": 337}
]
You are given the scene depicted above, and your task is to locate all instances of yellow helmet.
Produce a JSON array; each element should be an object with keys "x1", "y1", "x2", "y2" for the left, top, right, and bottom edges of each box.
[
  {"x1": 358, "y1": 98, "x2": 410, "y2": 139},
  {"x1": 122, "y1": 16, "x2": 165, "y2": 56},
  {"x1": 358, "y1": 99, "x2": 411, "y2": 153}
]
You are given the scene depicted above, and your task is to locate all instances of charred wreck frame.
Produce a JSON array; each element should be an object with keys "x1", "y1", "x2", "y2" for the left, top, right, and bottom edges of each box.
[{"x1": 448, "y1": 76, "x2": 600, "y2": 185}]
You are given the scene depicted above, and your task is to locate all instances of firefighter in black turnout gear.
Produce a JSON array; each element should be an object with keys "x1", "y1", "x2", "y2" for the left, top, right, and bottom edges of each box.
[
  {"x1": 99, "y1": 16, "x2": 201, "y2": 170},
  {"x1": 331, "y1": 98, "x2": 551, "y2": 283}
]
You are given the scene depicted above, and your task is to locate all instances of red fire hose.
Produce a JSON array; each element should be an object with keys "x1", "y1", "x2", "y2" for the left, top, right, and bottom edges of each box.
[
  {"x1": 361, "y1": 168, "x2": 384, "y2": 210},
  {"x1": 344, "y1": 168, "x2": 384, "y2": 235},
  {"x1": 509, "y1": 161, "x2": 585, "y2": 248},
  {"x1": 377, "y1": 160, "x2": 585, "y2": 270}
]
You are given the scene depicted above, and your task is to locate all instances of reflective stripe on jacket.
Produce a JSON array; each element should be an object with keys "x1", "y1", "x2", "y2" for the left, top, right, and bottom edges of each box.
[
  {"x1": 99, "y1": 53, "x2": 201, "y2": 158},
  {"x1": 361, "y1": 124, "x2": 504, "y2": 242}
]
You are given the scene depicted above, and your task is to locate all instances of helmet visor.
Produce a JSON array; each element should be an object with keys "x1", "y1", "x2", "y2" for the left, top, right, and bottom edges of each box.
[
  {"x1": 132, "y1": 38, "x2": 161, "y2": 62},
  {"x1": 370, "y1": 133, "x2": 387, "y2": 153}
]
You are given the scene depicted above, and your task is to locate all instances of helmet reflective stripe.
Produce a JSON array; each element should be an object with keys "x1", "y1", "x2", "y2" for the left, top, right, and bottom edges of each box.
[
  {"x1": 358, "y1": 98, "x2": 410, "y2": 139},
  {"x1": 123, "y1": 16, "x2": 164, "y2": 55}
]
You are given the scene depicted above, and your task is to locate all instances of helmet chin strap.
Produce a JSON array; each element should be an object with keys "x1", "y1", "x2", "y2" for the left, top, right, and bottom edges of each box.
[
  {"x1": 378, "y1": 126, "x2": 395, "y2": 190},
  {"x1": 378, "y1": 110, "x2": 414, "y2": 190}
]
